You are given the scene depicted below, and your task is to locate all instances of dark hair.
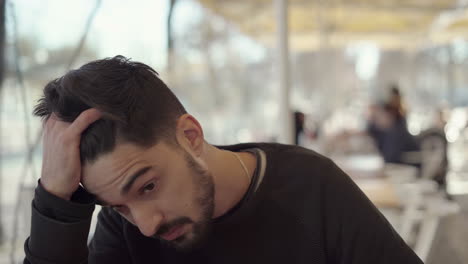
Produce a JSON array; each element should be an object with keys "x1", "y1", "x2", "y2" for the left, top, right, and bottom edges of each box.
[
  {"x1": 390, "y1": 83, "x2": 401, "y2": 96},
  {"x1": 34, "y1": 55, "x2": 187, "y2": 163},
  {"x1": 377, "y1": 102, "x2": 403, "y2": 121},
  {"x1": 389, "y1": 83, "x2": 406, "y2": 118}
]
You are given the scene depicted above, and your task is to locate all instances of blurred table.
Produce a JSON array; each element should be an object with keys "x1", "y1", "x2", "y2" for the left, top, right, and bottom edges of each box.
[
  {"x1": 333, "y1": 154, "x2": 401, "y2": 208},
  {"x1": 354, "y1": 178, "x2": 401, "y2": 208},
  {"x1": 333, "y1": 154, "x2": 385, "y2": 179},
  {"x1": 332, "y1": 154, "x2": 455, "y2": 262}
]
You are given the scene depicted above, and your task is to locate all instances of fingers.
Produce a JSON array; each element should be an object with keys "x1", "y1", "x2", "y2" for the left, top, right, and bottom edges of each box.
[
  {"x1": 39, "y1": 108, "x2": 102, "y2": 200},
  {"x1": 45, "y1": 113, "x2": 67, "y2": 131},
  {"x1": 43, "y1": 109, "x2": 102, "y2": 139},
  {"x1": 67, "y1": 108, "x2": 102, "y2": 137}
]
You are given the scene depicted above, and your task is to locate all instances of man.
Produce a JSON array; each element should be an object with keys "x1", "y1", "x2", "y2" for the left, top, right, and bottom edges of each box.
[{"x1": 24, "y1": 56, "x2": 422, "y2": 264}]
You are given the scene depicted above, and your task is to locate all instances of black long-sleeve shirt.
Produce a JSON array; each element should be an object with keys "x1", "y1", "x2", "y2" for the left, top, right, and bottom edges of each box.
[{"x1": 24, "y1": 143, "x2": 423, "y2": 264}]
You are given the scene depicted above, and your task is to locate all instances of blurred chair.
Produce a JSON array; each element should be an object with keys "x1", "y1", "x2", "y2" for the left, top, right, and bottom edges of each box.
[
  {"x1": 418, "y1": 128, "x2": 448, "y2": 190},
  {"x1": 383, "y1": 157, "x2": 458, "y2": 263}
]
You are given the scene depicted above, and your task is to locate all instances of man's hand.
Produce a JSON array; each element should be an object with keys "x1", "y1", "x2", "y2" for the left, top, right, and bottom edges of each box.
[{"x1": 40, "y1": 109, "x2": 101, "y2": 200}]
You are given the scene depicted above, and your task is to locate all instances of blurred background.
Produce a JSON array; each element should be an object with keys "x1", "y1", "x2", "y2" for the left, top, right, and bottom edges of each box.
[{"x1": 2, "y1": 0, "x2": 468, "y2": 263}]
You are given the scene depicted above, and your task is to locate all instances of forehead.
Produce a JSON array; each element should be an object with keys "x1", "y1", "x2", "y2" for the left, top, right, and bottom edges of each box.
[{"x1": 81, "y1": 142, "x2": 176, "y2": 194}]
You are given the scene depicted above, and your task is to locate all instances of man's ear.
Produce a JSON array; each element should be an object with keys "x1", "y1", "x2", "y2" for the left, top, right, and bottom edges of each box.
[{"x1": 175, "y1": 114, "x2": 205, "y2": 156}]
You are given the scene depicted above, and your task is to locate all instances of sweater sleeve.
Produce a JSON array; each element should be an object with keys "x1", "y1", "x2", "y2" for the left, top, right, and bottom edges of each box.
[
  {"x1": 23, "y1": 182, "x2": 95, "y2": 264},
  {"x1": 322, "y1": 160, "x2": 423, "y2": 264},
  {"x1": 23, "y1": 182, "x2": 132, "y2": 264},
  {"x1": 88, "y1": 208, "x2": 132, "y2": 264}
]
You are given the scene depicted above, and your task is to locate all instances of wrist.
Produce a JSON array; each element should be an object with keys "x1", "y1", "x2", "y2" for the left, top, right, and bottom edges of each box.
[{"x1": 39, "y1": 180, "x2": 72, "y2": 201}]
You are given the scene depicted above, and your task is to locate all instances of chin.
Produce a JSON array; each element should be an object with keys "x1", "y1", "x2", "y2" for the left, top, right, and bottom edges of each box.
[
  {"x1": 171, "y1": 229, "x2": 210, "y2": 252},
  {"x1": 164, "y1": 234, "x2": 196, "y2": 252}
]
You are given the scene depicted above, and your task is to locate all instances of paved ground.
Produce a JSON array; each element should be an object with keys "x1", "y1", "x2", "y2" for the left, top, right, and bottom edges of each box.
[{"x1": 427, "y1": 194, "x2": 468, "y2": 264}]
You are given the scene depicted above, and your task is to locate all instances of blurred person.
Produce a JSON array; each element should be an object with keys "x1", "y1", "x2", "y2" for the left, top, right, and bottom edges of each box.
[
  {"x1": 388, "y1": 84, "x2": 406, "y2": 119},
  {"x1": 24, "y1": 56, "x2": 422, "y2": 264},
  {"x1": 367, "y1": 102, "x2": 420, "y2": 167},
  {"x1": 294, "y1": 111, "x2": 305, "y2": 145},
  {"x1": 294, "y1": 111, "x2": 321, "y2": 147}
]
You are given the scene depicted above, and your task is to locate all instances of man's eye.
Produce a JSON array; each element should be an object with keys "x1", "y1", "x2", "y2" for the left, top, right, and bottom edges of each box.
[{"x1": 143, "y1": 183, "x2": 155, "y2": 193}]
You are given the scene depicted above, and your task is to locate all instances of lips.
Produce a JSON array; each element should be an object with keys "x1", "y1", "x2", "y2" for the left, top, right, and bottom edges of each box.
[{"x1": 159, "y1": 224, "x2": 185, "y2": 241}]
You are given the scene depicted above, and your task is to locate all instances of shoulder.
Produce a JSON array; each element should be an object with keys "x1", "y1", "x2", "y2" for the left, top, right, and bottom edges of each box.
[
  {"x1": 97, "y1": 207, "x2": 127, "y2": 231},
  {"x1": 261, "y1": 143, "x2": 335, "y2": 174},
  {"x1": 220, "y1": 142, "x2": 335, "y2": 172},
  {"x1": 256, "y1": 143, "x2": 339, "y2": 193}
]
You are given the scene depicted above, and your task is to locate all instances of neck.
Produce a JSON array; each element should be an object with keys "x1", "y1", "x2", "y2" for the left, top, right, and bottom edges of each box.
[{"x1": 203, "y1": 143, "x2": 257, "y2": 219}]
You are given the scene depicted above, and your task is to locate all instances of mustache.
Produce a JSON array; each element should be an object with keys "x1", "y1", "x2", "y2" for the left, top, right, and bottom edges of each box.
[{"x1": 154, "y1": 217, "x2": 193, "y2": 238}]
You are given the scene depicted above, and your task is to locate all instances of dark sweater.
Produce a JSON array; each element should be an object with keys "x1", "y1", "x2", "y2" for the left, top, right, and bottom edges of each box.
[
  {"x1": 367, "y1": 120, "x2": 421, "y2": 166},
  {"x1": 24, "y1": 143, "x2": 422, "y2": 264}
]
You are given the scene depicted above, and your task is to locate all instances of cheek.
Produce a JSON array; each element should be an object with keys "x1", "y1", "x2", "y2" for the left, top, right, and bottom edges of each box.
[{"x1": 161, "y1": 165, "x2": 199, "y2": 216}]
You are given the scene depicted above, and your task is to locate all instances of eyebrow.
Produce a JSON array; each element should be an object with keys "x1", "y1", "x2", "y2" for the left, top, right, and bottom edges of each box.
[{"x1": 120, "y1": 166, "x2": 152, "y2": 195}]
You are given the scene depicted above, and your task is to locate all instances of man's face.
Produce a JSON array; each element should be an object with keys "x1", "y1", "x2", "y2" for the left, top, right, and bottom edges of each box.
[{"x1": 82, "y1": 141, "x2": 214, "y2": 250}]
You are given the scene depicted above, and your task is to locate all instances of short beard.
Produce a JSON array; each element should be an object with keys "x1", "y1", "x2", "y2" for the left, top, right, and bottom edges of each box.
[{"x1": 154, "y1": 150, "x2": 215, "y2": 251}]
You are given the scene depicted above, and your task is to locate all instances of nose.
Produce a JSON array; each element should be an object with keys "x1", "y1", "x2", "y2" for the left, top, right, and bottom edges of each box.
[{"x1": 131, "y1": 207, "x2": 164, "y2": 237}]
